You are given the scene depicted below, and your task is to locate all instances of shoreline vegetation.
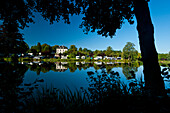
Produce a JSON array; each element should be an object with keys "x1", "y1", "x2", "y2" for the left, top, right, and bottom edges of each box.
[
  {"x1": 3, "y1": 57, "x2": 141, "y2": 63},
  {"x1": 2, "y1": 57, "x2": 170, "y2": 66}
]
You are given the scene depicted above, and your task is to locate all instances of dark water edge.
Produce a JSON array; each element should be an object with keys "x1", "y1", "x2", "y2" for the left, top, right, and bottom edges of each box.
[{"x1": 0, "y1": 61, "x2": 170, "y2": 113}]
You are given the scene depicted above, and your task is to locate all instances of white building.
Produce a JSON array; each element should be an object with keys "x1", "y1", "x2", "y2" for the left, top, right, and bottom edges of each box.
[
  {"x1": 39, "y1": 52, "x2": 42, "y2": 55},
  {"x1": 56, "y1": 46, "x2": 68, "y2": 54},
  {"x1": 81, "y1": 56, "x2": 86, "y2": 59},
  {"x1": 61, "y1": 55, "x2": 68, "y2": 59},
  {"x1": 103, "y1": 56, "x2": 115, "y2": 60},
  {"x1": 28, "y1": 53, "x2": 33, "y2": 56},
  {"x1": 94, "y1": 56, "x2": 102, "y2": 60},
  {"x1": 76, "y1": 56, "x2": 80, "y2": 59}
]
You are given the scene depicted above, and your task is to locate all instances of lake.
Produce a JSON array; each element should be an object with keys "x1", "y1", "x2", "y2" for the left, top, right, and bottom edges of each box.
[
  {"x1": 22, "y1": 62, "x2": 145, "y2": 91},
  {"x1": 1, "y1": 61, "x2": 170, "y2": 92},
  {"x1": 1, "y1": 61, "x2": 170, "y2": 112}
]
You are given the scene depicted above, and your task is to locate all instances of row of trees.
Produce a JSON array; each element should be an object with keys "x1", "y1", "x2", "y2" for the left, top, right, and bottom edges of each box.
[
  {"x1": 27, "y1": 42, "x2": 141, "y2": 61},
  {"x1": 158, "y1": 52, "x2": 170, "y2": 61},
  {"x1": 65, "y1": 42, "x2": 141, "y2": 61},
  {"x1": 28, "y1": 43, "x2": 52, "y2": 54},
  {"x1": 3, "y1": 39, "x2": 169, "y2": 61}
]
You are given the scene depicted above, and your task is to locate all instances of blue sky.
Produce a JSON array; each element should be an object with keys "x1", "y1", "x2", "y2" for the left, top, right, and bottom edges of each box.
[{"x1": 21, "y1": 0, "x2": 170, "y2": 53}]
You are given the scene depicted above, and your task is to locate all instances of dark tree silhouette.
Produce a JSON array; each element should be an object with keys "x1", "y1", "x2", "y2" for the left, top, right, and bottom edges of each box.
[
  {"x1": 0, "y1": 0, "x2": 166, "y2": 96},
  {"x1": 133, "y1": 0, "x2": 165, "y2": 96},
  {"x1": 0, "y1": 0, "x2": 34, "y2": 55}
]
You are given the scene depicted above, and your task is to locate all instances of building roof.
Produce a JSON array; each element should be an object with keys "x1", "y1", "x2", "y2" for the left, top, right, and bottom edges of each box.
[{"x1": 56, "y1": 46, "x2": 68, "y2": 49}]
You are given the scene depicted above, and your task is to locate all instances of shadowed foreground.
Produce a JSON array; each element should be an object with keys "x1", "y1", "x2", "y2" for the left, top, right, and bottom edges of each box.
[
  {"x1": 22, "y1": 70, "x2": 170, "y2": 113},
  {"x1": 0, "y1": 63, "x2": 170, "y2": 113}
]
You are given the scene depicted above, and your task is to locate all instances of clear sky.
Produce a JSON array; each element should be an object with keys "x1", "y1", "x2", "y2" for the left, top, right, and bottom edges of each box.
[{"x1": 21, "y1": 0, "x2": 170, "y2": 53}]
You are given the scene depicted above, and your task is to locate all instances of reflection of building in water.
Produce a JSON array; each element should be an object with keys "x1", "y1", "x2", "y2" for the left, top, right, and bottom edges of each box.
[
  {"x1": 61, "y1": 62, "x2": 68, "y2": 65},
  {"x1": 122, "y1": 66, "x2": 137, "y2": 80},
  {"x1": 76, "y1": 62, "x2": 80, "y2": 65},
  {"x1": 104, "y1": 62, "x2": 114, "y2": 65},
  {"x1": 55, "y1": 63, "x2": 68, "y2": 72},
  {"x1": 81, "y1": 61, "x2": 86, "y2": 65}
]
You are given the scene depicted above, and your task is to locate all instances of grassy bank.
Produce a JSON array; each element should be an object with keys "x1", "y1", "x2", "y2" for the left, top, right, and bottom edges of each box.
[
  {"x1": 159, "y1": 60, "x2": 170, "y2": 66},
  {"x1": 4, "y1": 57, "x2": 170, "y2": 66},
  {"x1": 3, "y1": 57, "x2": 141, "y2": 63}
]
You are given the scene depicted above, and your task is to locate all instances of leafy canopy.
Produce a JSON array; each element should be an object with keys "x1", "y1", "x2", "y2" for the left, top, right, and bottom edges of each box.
[
  {"x1": 123, "y1": 42, "x2": 138, "y2": 60},
  {"x1": 1, "y1": 0, "x2": 135, "y2": 37},
  {"x1": 0, "y1": 0, "x2": 151, "y2": 55}
]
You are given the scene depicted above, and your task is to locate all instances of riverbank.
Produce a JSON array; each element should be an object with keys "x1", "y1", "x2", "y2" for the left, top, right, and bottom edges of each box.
[
  {"x1": 159, "y1": 60, "x2": 170, "y2": 65},
  {"x1": 3, "y1": 57, "x2": 170, "y2": 66},
  {"x1": 3, "y1": 57, "x2": 142, "y2": 63}
]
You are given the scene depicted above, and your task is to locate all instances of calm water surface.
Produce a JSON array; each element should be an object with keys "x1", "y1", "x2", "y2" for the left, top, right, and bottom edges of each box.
[
  {"x1": 1, "y1": 61, "x2": 170, "y2": 112},
  {"x1": 1, "y1": 61, "x2": 170, "y2": 95},
  {"x1": 20, "y1": 61, "x2": 170, "y2": 91}
]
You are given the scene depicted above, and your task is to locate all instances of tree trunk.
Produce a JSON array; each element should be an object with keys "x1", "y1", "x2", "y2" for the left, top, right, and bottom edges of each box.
[{"x1": 133, "y1": 0, "x2": 166, "y2": 96}]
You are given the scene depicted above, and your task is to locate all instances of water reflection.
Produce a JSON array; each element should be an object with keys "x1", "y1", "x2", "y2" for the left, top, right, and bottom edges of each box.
[
  {"x1": 56, "y1": 62, "x2": 68, "y2": 72},
  {"x1": 23, "y1": 61, "x2": 141, "y2": 74},
  {"x1": 0, "y1": 61, "x2": 170, "y2": 112},
  {"x1": 122, "y1": 63, "x2": 139, "y2": 80}
]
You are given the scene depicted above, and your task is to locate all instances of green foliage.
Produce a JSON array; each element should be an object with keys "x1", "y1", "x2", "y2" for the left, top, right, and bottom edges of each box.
[
  {"x1": 37, "y1": 42, "x2": 41, "y2": 53},
  {"x1": 52, "y1": 45, "x2": 59, "y2": 52},
  {"x1": 168, "y1": 52, "x2": 170, "y2": 61},
  {"x1": 105, "y1": 46, "x2": 113, "y2": 56},
  {"x1": 94, "y1": 50, "x2": 103, "y2": 56},
  {"x1": 28, "y1": 43, "x2": 52, "y2": 54},
  {"x1": 123, "y1": 42, "x2": 138, "y2": 61},
  {"x1": 69, "y1": 45, "x2": 77, "y2": 52},
  {"x1": 79, "y1": 47, "x2": 82, "y2": 52},
  {"x1": 68, "y1": 53, "x2": 77, "y2": 58},
  {"x1": 81, "y1": 48, "x2": 92, "y2": 56},
  {"x1": 42, "y1": 44, "x2": 51, "y2": 53},
  {"x1": 66, "y1": 45, "x2": 78, "y2": 58},
  {"x1": 79, "y1": 0, "x2": 134, "y2": 37},
  {"x1": 158, "y1": 53, "x2": 168, "y2": 60}
]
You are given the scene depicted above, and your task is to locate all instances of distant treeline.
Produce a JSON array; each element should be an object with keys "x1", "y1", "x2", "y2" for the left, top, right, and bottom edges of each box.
[
  {"x1": 4, "y1": 41, "x2": 170, "y2": 61},
  {"x1": 158, "y1": 53, "x2": 170, "y2": 61},
  {"x1": 27, "y1": 42, "x2": 143, "y2": 61}
]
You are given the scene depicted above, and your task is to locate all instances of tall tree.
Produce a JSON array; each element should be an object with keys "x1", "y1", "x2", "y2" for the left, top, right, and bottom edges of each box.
[
  {"x1": 133, "y1": 0, "x2": 165, "y2": 96},
  {"x1": 123, "y1": 42, "x2": 138, "y2": 60},
  {"x1": 41, "y1": 44, "x2": 51, "y2": 53},
  {"x1": 79, "y1": 0, "x2": 165, "y2": 96},
  {"x1": 37, "y1": 42, "x2": 41, "y2": 53},
  {"x1": 69, "y1": 45, "x2": 77, "y2": 52},
  {"x1": 0, "y1": 0, "x2": 34, "y2": 56},
  {"x1": 52, "y1": 45, "x2": 59, "y2": 52},
  {"x1": 105, "y1": 46, "x2": 113, "y2": 56},
  {"x1": 79, "y1": 47, "x2": 82, "y2": 52},
  {"x1": 16, "y1": 41, "x2": 29, "y2": 54}
]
